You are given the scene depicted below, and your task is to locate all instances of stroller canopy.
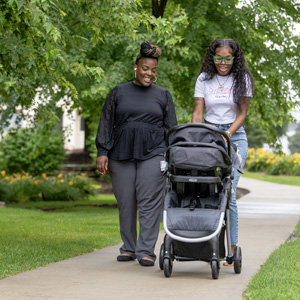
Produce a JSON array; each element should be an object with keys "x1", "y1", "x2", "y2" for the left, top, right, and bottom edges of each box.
[{"x1": 167, "y1": 124, "x2": 232, "y2": 172}]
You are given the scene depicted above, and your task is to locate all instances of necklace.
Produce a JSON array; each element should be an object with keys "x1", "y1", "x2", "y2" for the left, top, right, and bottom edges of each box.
[{"x1": 216, "y1": 75, "x2": 230, "y2": 91}]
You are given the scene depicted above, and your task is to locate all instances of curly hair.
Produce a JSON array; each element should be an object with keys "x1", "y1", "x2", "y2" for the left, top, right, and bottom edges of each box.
[{"x1": 200, "y1": 39, "x2": 254, "y2": 107}]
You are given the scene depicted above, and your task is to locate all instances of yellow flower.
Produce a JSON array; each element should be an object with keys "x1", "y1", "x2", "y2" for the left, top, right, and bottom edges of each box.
[
  {"x1": 60, "y1": 179, "x2": 64, "y2": 183},
  {"x1": 42, "y1": 173, "x2": 47, "y2": 178},
  {"x1": 256, "y1": 159, "x2": 259, "y2": 163},
  {"x1": 68, "y1": 181, "x2": 73, "y2": 185},
  {"x1": 1, "y1": 170, "x2": 5, "y2": 176},
  {"x1": 34, "y1": 180, "x2": 39, "y2": 185},
  {"x1": 83, "y1": 185, "x2": 87, "y2": 189},
  {"x1": 38, "y1": 193, "x2": 42, "y2": 198},
  {"x1": 58, "y1": 173, "x2": 63, "y2": 178}
]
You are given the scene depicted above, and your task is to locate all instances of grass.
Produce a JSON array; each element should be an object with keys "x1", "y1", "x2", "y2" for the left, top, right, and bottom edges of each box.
[
  {"x1": 1, "y1": 173, "x2": 299, "y2": 291},
  {"x1": 242, "y1": 173, "x2": 300, "y2": 299},
  {"x1": 244, "y1": 221, "x2": 300, "y2": 299},
  {"x1": 0, "y1": 194, "x2": 120, "y2": 279},
  {"x1": 243, "y1": 171, "x2": 300, "y2": 186}
]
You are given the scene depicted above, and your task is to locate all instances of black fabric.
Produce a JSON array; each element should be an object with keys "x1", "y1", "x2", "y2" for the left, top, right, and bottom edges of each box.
[
  {"x1": 167, "y1": 125, "x2": 242, "y2": 173},
  {"x1": 96, "y1": 82, "x2": 177, "y2": 160}
]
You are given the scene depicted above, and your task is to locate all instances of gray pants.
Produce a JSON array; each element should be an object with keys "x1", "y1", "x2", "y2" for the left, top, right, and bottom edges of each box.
[{"x1": 108, "y1": 155, "x2": 165, "y2": 262}]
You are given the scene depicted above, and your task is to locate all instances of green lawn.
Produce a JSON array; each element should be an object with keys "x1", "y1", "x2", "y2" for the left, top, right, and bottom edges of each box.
[
  {"x1": 242, "y1": 173, "x2": 300, "y2": 299},
  {"x1": 1, "y1": 173, "x2": 299, "y2": 297},
  {"x1": 243, "y1": 171, "x2": 300, "y2": 186},
  {"x1": 0, "y1": 195, "x2": 120, "y2": 279},
  {"x1": 244, "y1": 221, "x2": 300, "y2": 299}
]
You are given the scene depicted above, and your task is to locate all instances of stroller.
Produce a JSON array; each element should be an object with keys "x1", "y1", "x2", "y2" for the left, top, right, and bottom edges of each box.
[{"x1": 159, "y1": 123, "x2": 242, "y2": 279}]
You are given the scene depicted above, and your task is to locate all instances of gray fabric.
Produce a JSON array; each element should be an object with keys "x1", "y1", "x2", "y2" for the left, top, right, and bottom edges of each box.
[
  {"x1": 164, "y1": 189, "x2": 227, "y2": 232},
  {"x1": 108, "y1": 155, "x2": 165, "y2": 261},
  {"x1": 167, "y1": 125, "x2": 242, "y2": 173},
  {"x1": 166, "y1": 208, "x2": 221, "y2": 232},
  {"x1": 169, "y1": 146, "x2": 228, "y2": 170}
]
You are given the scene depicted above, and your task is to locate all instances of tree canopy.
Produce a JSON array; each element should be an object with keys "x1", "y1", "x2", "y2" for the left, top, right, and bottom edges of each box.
[{"x1": 1, "y1": 0, "x2": 299, "y2": 150}]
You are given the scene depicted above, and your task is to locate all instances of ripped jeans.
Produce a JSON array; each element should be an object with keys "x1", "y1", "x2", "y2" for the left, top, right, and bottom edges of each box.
[{"x1": 212, "y1": 124, "x2": 248, "y2": 246}]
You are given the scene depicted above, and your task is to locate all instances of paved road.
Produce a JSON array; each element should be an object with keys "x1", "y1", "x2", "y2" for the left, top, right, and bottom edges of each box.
[{"x1": 0, "y1": 177, "x2": 299, "y2": 300}]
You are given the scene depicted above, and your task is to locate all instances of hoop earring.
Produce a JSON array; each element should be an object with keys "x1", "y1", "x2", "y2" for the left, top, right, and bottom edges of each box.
[{"x1": 153, "y1": 76, "x2": 157, "y2": 83}]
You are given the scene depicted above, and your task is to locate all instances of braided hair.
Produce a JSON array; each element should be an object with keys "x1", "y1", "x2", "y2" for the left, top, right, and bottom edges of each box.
[
  {"x1": 135, "y1": 41, "x2": 162, "y2": 64},
  {"x1": 201, "y1": 39, "x2": 254, "y2": 107}
]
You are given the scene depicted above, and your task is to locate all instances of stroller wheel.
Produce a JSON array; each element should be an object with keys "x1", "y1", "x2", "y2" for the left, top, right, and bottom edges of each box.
[
  {"x1": 163, "y1": 258, "x2": 173, "y2": 278},
  {"x1": 211, "y1": 260, "x2": 219, "y2": 280},
  {"x1": 159, "y1": 243, "x2": 164, "y2": 270},
  {"x1": 233, "y1": 246, "x2": 242, "y2": 274}
]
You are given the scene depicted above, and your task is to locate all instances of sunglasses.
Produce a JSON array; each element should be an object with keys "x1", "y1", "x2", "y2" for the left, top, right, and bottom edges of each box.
[{"x1": 213, "y1": 56, "x2": 234, "y2": 65}]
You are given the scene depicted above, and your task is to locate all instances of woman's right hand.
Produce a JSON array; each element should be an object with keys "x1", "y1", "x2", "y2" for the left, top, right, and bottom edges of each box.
[{"x1": 96, "y1": 156, "x2": 108, "y2": 175}]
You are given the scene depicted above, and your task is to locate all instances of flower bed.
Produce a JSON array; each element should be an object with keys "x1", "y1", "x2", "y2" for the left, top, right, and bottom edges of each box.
[
  {"x1": 245, "y1": 148, "x2": 300, "y2": 176},
  {"x1": 0, "y1": 171, "x2": 95, "y2": 203}
]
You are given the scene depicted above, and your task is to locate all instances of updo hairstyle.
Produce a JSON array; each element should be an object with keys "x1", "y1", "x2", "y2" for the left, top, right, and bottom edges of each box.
[{"x1": 135, "y1": 41, "x2": 162, "y2": 64}]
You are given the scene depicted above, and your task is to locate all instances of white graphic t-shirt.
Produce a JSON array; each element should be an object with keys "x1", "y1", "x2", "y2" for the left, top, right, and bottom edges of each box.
[{"x1": 194, "y1": 73, "x2": 252, "y2": 124}]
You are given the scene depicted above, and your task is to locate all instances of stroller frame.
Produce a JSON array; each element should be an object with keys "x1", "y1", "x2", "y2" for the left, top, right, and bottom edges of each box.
[{"x1": 159, "y1": 123, "x2": 242, "y2": 279}]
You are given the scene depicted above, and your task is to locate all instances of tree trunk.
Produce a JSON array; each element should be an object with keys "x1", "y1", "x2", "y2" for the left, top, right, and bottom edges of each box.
[{"x1": 152, "y1": 0, "x2": 168, "y2": 18}]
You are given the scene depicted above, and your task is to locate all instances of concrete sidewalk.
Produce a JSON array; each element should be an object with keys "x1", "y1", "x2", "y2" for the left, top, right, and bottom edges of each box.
[{"x1": 0, "y1": 177, "x2": 299, "y2": 300}]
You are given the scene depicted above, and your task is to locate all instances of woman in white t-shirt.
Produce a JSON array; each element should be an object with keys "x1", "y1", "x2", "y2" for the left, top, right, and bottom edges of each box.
[{"x1": 192, "y1": 39, "x2": 254, "y2": 266}]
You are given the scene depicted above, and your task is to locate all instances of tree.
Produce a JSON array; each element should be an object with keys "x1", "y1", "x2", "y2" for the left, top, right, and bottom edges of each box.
[
  {"x1": 245, "y1": 124, "x2": 267, "y2": 149},
  {"x1": 1, "y1": 0, "x2": 299, "y2": 152},
  {"x1": 165, "y1": 0, "x2": 300, "y2": 148},
  {"x1": 0, "y1": 0, "x2": 152, "y2": 129},
  {"x1": 288, "y1": 123, "x2": 300, "y2": 154}
]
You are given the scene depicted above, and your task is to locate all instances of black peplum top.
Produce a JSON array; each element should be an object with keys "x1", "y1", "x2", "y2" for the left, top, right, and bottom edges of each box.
[{"x1": 95, "y1": 81, "x2": 177, "y2": 160}]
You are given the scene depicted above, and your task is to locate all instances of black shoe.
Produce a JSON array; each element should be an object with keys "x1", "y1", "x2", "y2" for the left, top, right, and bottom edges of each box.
[
  {"x1": 117, "y1": 254, "x2": 135, "y2": 262},
  {"x1": 139, "y1": 258, "x2": 155, "y2": 267}
]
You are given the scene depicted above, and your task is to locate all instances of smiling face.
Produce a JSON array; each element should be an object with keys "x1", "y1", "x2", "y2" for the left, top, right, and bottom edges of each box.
[
  {"x1": 134, "y1": 57, "x2": 158, "y2": 87},
  {"x1": 214, "y1": 47, "x2": 234, "y2": 76}
]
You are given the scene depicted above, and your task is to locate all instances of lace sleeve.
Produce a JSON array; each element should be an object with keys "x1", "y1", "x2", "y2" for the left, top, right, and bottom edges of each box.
[
  {"x1": 163, "y1": 90, "x2": 177, "y2": 130},
  {"x1": 95, "y1": 86, "x2": 118, "y2": 157}
]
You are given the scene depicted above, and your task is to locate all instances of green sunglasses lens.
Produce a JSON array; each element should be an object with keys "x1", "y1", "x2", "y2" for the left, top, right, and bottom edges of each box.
[{"x1": 213, "y1": 56, "x2": 234, "y2": 65}]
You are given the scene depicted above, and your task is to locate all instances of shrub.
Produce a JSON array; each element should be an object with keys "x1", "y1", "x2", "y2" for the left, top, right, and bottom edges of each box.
[
  {"x1": 245, "y1": 149, "x2": 300, "y2": 176},
  {"x1": 291, "y1": 154, "x2": 300, "y2": 176},
  {"x1": 0, "y1": 128, "x2": 65, "y2": 175},
  {"x1": 0, "y1": 171, "x2": 95, "y2": 203}
]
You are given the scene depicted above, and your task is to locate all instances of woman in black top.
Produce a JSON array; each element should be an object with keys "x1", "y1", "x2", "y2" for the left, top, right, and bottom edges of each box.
[{"x1": 96, "y1": 41, "x2": 177, "y2": 267}]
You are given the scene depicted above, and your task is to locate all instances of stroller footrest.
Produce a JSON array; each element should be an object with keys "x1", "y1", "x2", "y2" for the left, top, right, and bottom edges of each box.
[{"x1": 169, "y1": 229, "x2": 213, "y2": 239}]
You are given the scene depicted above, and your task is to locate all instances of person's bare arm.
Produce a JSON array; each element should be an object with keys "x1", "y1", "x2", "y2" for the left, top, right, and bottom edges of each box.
[{"x1": 191, "y1": 97, "x2": 205, "y2": 123}]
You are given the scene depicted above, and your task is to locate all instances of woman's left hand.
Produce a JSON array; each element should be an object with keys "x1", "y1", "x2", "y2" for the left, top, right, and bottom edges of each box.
[{"x1": 96, "y1": 156, "x2": 108, "y2": 175}]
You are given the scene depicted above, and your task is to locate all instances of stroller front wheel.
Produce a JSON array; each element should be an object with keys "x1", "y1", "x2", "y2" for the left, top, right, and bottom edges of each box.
[
  {"x1": 159, "y1": 243, "x2": 164, "y2": 270},
  {"x1": 163, "y1": 258, "x2": 173, "y2": 278},
  {"x1": 233, "y1": 246, "x2": 242, "y2": 274},
  {"x1": 211, "y1": 260, "x2": 219, "y2": 279}
]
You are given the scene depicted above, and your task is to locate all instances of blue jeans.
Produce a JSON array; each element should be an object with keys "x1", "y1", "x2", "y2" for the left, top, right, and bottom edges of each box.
[{"x1": 212, "y1": 124, "x2": 248, "y2": 246}]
